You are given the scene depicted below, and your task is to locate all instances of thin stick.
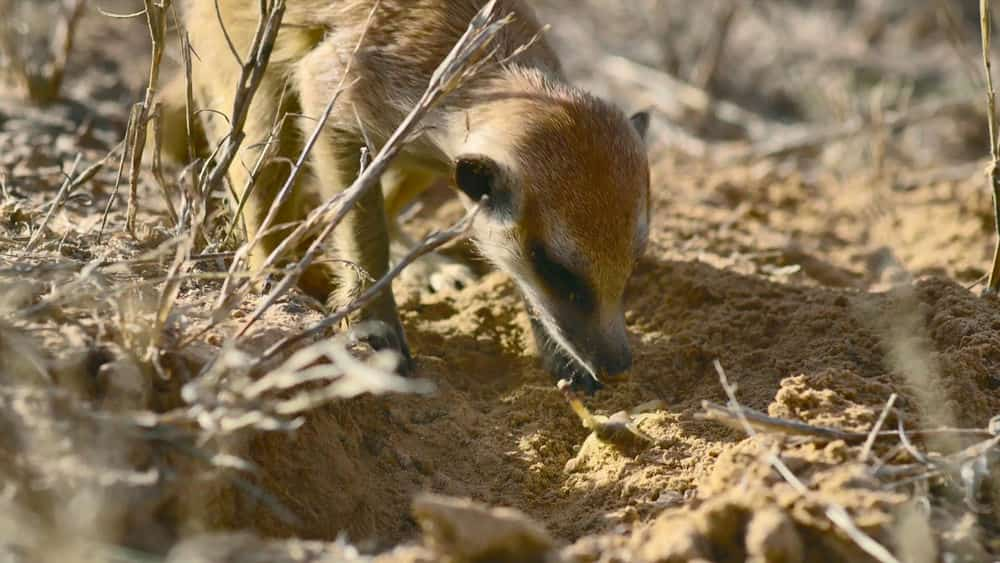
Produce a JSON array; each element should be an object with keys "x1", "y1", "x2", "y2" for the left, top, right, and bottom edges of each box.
[
  {"x1": 25, "y1": 154, "x2": 82, "y2": 251},
  {"x1": 712, "y1": 360, "x2": 901, "y2": 563},
  {"x1": 980, "y1": 0, "x2": 1000, "y2": 294},
  {"x1": 57, "y1": 138, "x2": 127, "y2": 202},
  {"x1": 99, "y1": 103, "x2": 140, "y2": 242},
  {"x1": 860, "y1": 393, "x2": 897, "y2": 463},
  {"x1": 214, "y1": 0, "x2": 245, "y2": 67},
  {"x1": 257, "y1": 201, "x2": 481, "y2": 363},
  {"x1": 0, "y1": 251, "x2": 234, "y2": 277},
  {"x1": 221, "y1": 83, "x2": 295, "y2": 245},
  {"x1": 150, "y1": 102, "x2": 179, "y2": 225},
  {"x1": 197, "y1": 0, "x2": 286, "y2": 199},
  {"x1": 935, "y1": 0, "x2": 984, "y2": 90},
  {"x1": 169, "y1": 2, "x2": 197, "y2": 165},
  {"x1": 700, "y1": 401, "x2": 856, "y2": 442},
  {"x1": 43, "y1": 0, "x2": 87, "y2": 102},
  {"x1": 724, "y1": 97, "x2": 974, "y2": 164},
  {"x1": 126, "y1": 0, "x2": 172, "y2": 237},
  {"x1": 699, "y1": 401, "x2": 993, "y2": 444},
  {"x1": 19, "y1": 267, "x2": 294, "y2": 320},
  {"x1": 896, "y1": 415, "x2": 935, "y2": 468},
  {"x1": 154, "y1": 234, "x2": 196, "y2": 345},
  {"x1": 691, "y1": 2, "x2": 738, "y2": 91},
  {"x1": 879, "y1": 433, "x2": 1000, "y2": 478}
]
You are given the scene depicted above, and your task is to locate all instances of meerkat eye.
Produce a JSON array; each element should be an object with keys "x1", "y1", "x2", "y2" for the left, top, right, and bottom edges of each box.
[
  {"x1": 455, "y1": 155, "x2": 494, "y2": 201},
  {"x1": 630, "y1": 110, "x2": 650, "y2": 141},
  {"x1": 528, "y1": 243, "x2": 595, "y2": 314},
  {"x1": 454, "y1": 154, "x2": 513, "y2": 218}
]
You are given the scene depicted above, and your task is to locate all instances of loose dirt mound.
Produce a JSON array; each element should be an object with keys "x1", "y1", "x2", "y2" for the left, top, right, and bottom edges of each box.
[
  {"x1": 171, "y1": 173, "x2": 1000, "y2": 552},
  {"x1": 2, "y1": 1, "x2": 1000, "y2": 562}
]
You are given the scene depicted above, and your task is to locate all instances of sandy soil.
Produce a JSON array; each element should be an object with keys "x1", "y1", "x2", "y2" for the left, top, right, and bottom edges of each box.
[{"x1": 2, "y1": 1, "x2": 1000, "y2": 562}]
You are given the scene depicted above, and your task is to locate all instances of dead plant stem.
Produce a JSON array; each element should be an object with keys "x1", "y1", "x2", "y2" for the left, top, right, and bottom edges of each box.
[
  {"x1": 257, "y1": 201, "x2": 481, "y2": 362},
  {"x1": 126, "y1": 0, "x2": 172, "y2": 237},
  {"x1": 980, "y1": 0, "x2": 1000, "y2": 294},
  {"x1": 712, "y1": 360, "x2": 901, "y2": 563},
  {"x1": 24, "y1": 154, "x2": 82, "y2": 251}
]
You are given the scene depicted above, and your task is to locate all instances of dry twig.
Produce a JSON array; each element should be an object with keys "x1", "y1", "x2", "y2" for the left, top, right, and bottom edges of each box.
[
  {"x1": 711, "y1": 360, "x2": 902, "y2": 563},
  {"x1": 24, "y1": 154, "x2": 82, "y2": 251},
  {"x1": 691, "y1": 2, "x2": 739, "y2": 92},
  {"x1": 197, "y1": 0, "x2": 286, "y2": 200},
  {"x1": 721, "y1": 97, "x2": 976, "y2": 164},
  {"x1": 699, "y1": 400, "x2": 993, "y2": 445},
  {"x1": 861, "y1": 394, "x2": 898, "y2": 463},
  {"x1": 99, "y1": 104, "x2": 141, "y2": 241},
  {"x1": 125, "y1": 0, "x2": 172, "y2": 236},
  {"x1": 979, "y1": 0, "x2": 1000, "y2": 295},
  {"x1": 257, "y1": 200, "x2": 482, "y2": 363}
]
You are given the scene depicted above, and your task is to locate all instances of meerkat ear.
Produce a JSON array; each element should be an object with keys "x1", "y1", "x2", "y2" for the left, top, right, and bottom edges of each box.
[
  {"x1": 630, "y1": 110, "x2": 650, "y2": 141},
  {"x1": 454, "y1": 154, "x2": 513, "y2": 217}
]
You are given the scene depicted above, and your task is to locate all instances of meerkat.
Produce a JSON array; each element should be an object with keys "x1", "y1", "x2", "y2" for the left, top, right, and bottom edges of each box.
[{"x1": 159, "y1": 0, "x2": 651, "y2": 393}]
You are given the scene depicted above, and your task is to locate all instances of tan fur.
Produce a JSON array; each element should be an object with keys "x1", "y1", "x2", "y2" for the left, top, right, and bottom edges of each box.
[{"x1": 162, "y1": 0, "x2": 650, "y2": 386}]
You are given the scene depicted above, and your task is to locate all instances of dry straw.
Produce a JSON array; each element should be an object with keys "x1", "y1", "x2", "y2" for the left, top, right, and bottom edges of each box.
[{"x1": 980, "y1": 0, "x2": 1000, "y2": 294}]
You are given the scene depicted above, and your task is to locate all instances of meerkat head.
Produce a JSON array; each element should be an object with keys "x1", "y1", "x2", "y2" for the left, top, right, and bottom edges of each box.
[{"x1": 449, "y1": 72, "x2": 650, "y2": 391}]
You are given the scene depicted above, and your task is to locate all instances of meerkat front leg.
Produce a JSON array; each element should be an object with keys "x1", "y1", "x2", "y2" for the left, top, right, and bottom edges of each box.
[
  {"x1": 381, "y1": 165, "x2": 478, "y2": 293},
  {"x1": 317, "y1": 134, "x2": 412, "y2": 367},
  {"x1": 295, "y1": 87, "x2": 412, "y2": 371},
  {"x1": 194, "y1": 69, "x2": 308, "y2": 279}
]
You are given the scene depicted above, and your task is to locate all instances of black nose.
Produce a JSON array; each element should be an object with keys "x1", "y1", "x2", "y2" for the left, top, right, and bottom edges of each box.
[{"x1": 597, "y1": 344, "x2": 632, "y2": 376}]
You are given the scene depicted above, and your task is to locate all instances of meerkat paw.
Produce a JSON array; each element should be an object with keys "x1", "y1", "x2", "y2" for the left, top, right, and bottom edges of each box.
[
  {"x1": 349, "y1": 316, "x2": 415, "y2": 375},
  {"x1": 333, "y1": 288, "x2": 415, "y2": 375}
]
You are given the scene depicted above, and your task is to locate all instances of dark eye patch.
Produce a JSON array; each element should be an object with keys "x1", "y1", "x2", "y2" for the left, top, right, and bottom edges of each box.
[{"x1": 528, "y1": 242, "x2": 595, "y2": 314}]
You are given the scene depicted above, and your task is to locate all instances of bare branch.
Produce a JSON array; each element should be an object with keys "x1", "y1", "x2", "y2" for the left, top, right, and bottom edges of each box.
[
  {"x1": 125, "y1": 0, "x2": 172, "y2": 236},
  {"x1": 257, "y1": 200, "x2": 482, "y2": 363},
  {"x1": 197, "y1": 0, "x2": 286, "y2": 199},
  {"x1": 979, "y1": 0, "x2": 1000, "y2": 294},
  {"x1": 24, "y1": 154, "x2": 82, "y2": 251},
  {"x1": 711, "y1": 360, "x2": 901, "y2": 563},
  {"x1": 860, "y1": 394, "x2": 897, "y2": 463},
  {"x1": 698, "y1": 400, "x2": 993, "y2": 445}
]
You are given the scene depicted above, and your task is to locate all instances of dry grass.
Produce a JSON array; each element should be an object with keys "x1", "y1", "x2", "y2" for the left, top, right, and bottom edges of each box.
[
  {"x1": 0, "y1": 1, "x2": 517, "y2": 560},
  {"x1": 979, "y1": 0, "x2": 1000, "y2": 295}
]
